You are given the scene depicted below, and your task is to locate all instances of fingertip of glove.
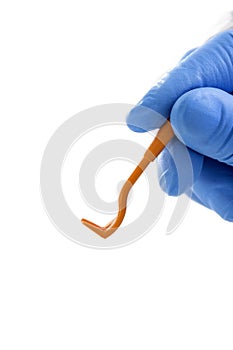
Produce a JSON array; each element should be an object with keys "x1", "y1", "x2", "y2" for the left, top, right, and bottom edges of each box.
[
  {"x1": 170, "y1": 88, "x2": 213, "y2": 145},
  {"x1": 126, "y1": 104, "x2": 166, "y2": 132}
]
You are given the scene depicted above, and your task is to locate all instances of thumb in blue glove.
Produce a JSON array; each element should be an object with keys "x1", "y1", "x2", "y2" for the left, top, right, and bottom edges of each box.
[{"x1": 127, "y1": 30, "x2": 233, "y2": 222}]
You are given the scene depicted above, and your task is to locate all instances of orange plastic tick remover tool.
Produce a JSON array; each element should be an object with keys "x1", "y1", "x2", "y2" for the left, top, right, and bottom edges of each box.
[{"x1": 81, "y1": 120, "x2": 174, "y2": 238}]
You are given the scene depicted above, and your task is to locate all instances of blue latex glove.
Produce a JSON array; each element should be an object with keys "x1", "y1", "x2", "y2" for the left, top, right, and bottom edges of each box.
[{"x1": 127, "y1": 30, "x2": 233, "y2": 222}]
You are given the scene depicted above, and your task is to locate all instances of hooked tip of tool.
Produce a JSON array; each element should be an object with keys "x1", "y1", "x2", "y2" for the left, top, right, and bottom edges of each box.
[
  {"x1": 81, "y1": 218, "x2": 100, "y2": 231},
  {"x1": 81, "y1": 218, "x2": 113, "y2": 239}
]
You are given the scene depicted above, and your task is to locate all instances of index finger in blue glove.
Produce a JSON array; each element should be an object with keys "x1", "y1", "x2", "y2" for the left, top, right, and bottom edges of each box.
[{"x1": 127, "y1": 30, "x2": 233, "y2": 132}]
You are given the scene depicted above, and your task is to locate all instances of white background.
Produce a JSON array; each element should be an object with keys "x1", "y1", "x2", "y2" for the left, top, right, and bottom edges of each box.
[{"x1": 1, "y1": 0, "x2": 233, "y2": 349}]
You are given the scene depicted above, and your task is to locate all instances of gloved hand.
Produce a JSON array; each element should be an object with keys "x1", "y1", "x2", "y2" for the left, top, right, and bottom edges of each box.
[{"x1": 127, "y1": 30, "x2": 233, "y2": 222}]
